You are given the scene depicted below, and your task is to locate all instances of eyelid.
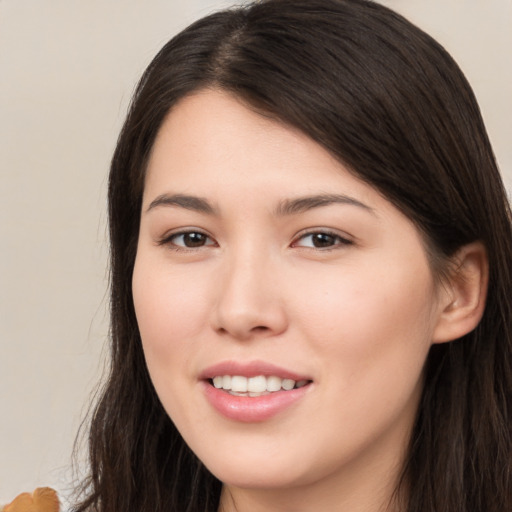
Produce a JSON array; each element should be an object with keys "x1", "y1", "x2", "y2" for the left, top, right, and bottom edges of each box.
[
  {"x1": 291, "y1": 228, "x2": 354, "y2": 249},
  {"x1": 157, "y1": 228, "x2": 217, "y2": 249}
]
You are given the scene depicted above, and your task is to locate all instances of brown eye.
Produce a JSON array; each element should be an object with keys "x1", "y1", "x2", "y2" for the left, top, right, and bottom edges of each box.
[
  {"x1": 294, "y1": 231, "x2": 352, "y2": 249},
  {"x1": 310, "y1": 233, "x2": 337, "y2": 248},
  {"x1": 169, "y1": 231, "x2": 214, "y2": 248}
]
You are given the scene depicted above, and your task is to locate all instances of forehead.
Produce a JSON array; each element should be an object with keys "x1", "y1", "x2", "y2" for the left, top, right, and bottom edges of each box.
[{"x1": 145, "y1": 89, "x2": 374, "y2": 204}]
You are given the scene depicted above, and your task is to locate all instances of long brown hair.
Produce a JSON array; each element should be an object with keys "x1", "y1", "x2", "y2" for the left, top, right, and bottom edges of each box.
[{"x1": 74, "y1": 1, "x2": 512, "y2": 510}]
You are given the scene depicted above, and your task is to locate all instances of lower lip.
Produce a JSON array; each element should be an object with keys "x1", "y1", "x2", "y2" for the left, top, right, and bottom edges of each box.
[{"x1": 202, "y1": 381, "x2": 311, "y2": 423}]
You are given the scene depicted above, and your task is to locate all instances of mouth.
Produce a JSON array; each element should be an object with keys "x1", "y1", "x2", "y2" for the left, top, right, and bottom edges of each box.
[
  {"x1": 201, "y1": 361, "x2": 313, "y2": 422},
  {"x1": 209, "y1": 375, "x2": 311, "y2": 397}
]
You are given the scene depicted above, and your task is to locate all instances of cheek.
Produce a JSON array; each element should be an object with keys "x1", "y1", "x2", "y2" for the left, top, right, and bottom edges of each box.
[
  {"x1": 133, "y1": 255, "x2": 211, "y2": 349},
  {"x1": 291, "y1": 258, "x2": 437, "y2": 388},
  {"x1": 290, "y1": 264, "x2": 436, "y2": 455},
  {"x1": 131, "y1": 253, "x2": 216, "y2": 414},
  {"x1": 132, "y1": 254, "x2": 217, "y2": 426}
]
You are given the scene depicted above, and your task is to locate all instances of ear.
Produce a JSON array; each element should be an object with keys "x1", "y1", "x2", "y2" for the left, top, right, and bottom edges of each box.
[{"x1": 432, "y1": 241, "x2": 489, "y2": 344}]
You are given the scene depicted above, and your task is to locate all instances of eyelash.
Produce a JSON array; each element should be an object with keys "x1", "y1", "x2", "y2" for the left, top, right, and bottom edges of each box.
[
  {"x1": 157, "y1": 230, "x2": 216, "y2": 251},
  {"x1": 158, "y1": 229, "x2": 353, "y2": 252},
  {"x1": 291, "y1": 230, "x2": 353, "y2": 250}
]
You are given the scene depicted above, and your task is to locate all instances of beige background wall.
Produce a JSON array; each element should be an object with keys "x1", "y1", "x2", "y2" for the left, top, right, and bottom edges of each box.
[{"x1": 1, "y1": 1, "x2": 510, "y2": 508}]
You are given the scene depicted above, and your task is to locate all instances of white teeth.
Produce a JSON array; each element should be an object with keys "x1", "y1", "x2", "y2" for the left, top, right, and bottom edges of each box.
[
  {"x1": 266, "y1": 375, "x2": 282, "y2": 392},
  {"x1": 231, "y1": 375, "x2": 248, "y2": 392},
  {"x1": 248, "y1": 375, "x2": 267, "y2": 393},
  {"x1": 222, "y1": 375, "x2": 232, "y2": 390},
  {"x1": 282, "y1": 378, "x2": 295, "y2": 391},
  {"x1": 211, "y1": 375, "x2": 310, "y2": 394}
]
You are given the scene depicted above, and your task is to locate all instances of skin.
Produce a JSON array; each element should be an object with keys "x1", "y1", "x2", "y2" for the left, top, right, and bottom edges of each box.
[{"x1": 132, "y1": 89, "x2": 453, "y2": 512}]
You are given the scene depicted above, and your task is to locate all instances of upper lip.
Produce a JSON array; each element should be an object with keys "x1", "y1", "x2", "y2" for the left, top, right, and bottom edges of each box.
[{"x1": 199, "y1": 360, "x2": 312, "y2": 382}]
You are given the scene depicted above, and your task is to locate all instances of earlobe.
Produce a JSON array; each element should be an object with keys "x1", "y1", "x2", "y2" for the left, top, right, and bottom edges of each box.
[{"x1": 432, "y1": 242, "x2": 489, "y2": 344}]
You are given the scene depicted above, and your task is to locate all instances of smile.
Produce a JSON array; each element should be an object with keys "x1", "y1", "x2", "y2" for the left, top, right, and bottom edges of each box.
[
  {"x1": 211, "y1": 375, "x2": 310, "y2": 396},
  {"x1": 200, "y1": 361, "x2": 313, "y2": 421}
]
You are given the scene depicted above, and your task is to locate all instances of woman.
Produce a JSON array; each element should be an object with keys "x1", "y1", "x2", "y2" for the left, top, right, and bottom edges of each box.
[{"x1": 74, "y1": 0, "x2": 512, "y2": 510}]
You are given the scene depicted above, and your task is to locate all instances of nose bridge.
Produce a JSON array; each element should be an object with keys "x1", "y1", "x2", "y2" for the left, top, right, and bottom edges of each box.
[{"x1": 212, "y1": 239, "x2": 286, "y2": 339}]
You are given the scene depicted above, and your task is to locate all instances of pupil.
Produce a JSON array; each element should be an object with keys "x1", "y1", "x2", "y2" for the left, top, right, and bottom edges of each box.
[
  {"x1": 313, "y1": 233, "x2": 335, "y2": 247},
  {"x1": 184, "y1": 233, "x2": 206, "y2": 247}
]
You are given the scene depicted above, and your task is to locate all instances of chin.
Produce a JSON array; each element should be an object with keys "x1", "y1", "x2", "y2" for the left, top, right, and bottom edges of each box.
[
  {"x1": 194, "y1": 437, "x2": 329, "y2": 491},
  {"x1": 207, "y1": 460, "x2": 308, "y2": 490}
]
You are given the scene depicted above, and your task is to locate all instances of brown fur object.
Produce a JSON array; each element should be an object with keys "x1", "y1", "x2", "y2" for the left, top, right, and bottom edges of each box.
[{"x1": 1, "y1": 488, "x2": 59, "y2": 512}]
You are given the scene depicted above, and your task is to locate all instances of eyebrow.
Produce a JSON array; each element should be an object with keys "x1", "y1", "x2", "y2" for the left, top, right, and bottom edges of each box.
[
  {"x1": 145, "y1": 192, "x2": 374, "y2": 217},
  {"x1": 146, "y1": 193, "x2": 217, "y2": 215},
  {"x1": 274, "y1": 194, "x2": 375, "y2": 216}
]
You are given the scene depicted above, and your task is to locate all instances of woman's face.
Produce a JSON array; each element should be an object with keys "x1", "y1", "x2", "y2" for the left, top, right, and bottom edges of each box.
[{"x1": 133, "y1": 90, "x2": 446, "y2": 498}]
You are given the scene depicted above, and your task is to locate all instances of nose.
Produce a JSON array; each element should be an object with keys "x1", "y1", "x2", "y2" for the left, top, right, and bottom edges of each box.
[{"x1": 211, "y1": 248, "x2": 288, "y2": 341}]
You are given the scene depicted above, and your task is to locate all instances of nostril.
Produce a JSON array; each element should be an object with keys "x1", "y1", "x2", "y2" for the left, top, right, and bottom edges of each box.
[{"x1": 251, "y1": 325, "x2": 270, "y2": 332}]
